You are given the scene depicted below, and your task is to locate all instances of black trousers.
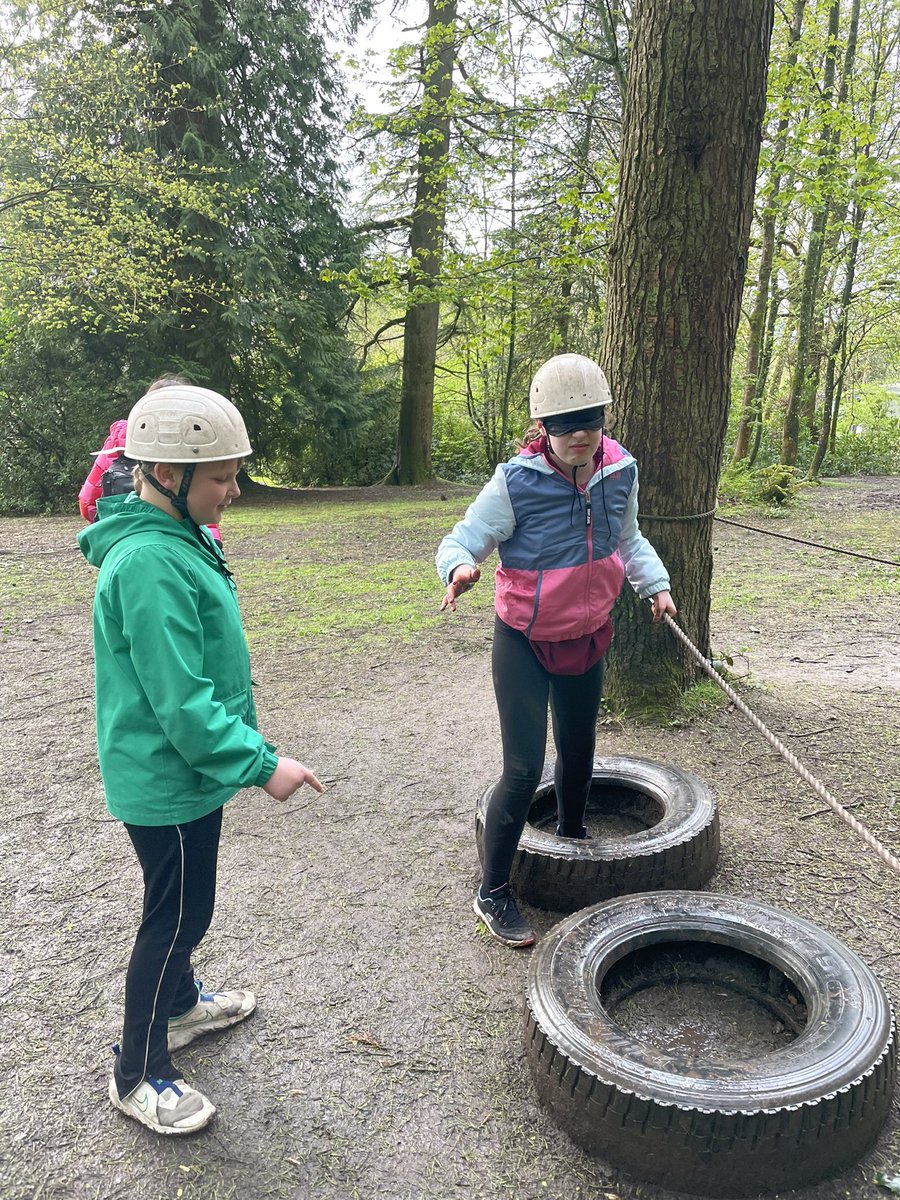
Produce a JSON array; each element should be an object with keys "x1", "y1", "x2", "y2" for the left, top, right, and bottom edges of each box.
[
  {"x1": 481, "y1": 616, "x2": 605, "y2": 892},
  {"x1": 114, "y1": 806, "x2": 222, "y2": 1098}
]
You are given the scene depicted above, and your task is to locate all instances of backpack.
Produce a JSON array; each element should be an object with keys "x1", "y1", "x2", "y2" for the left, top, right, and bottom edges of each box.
[{"x1": 100, "y1": 455, "x2": 138, "y2": 499}]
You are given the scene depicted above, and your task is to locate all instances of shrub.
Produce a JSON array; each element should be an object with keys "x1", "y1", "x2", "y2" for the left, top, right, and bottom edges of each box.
[{"x1": 718, "y1": 461, "x2": 801, "y2": 507}]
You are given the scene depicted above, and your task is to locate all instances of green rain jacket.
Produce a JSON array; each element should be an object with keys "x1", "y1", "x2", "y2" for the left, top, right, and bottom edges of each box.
[{"x1": 77, "y1": 493, "x2": 278, "y2": 825}]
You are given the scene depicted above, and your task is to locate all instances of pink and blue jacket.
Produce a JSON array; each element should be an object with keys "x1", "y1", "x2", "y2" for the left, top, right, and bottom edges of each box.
[{"x1": 436, "y1": 436, "x2": 670, "y2": 642}]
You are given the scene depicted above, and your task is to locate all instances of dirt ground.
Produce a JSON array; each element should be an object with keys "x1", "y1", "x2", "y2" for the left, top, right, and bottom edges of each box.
[{"x1": 0, "y1": 475, "x2": 897, "y2": 1200}]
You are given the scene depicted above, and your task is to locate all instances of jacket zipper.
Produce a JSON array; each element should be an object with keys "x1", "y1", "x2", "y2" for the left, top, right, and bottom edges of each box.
[{"x1": 583, "y1": 487, "x2": 593, "y2": 636}]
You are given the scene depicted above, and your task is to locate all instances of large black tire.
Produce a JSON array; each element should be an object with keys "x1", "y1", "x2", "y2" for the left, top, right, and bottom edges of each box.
[
  {"x1": 476, "y1": 756, "x2": 719, "y2": 910},
  {"x1": 526, "y1": 892, "x2": 897, "y2": 1197}
]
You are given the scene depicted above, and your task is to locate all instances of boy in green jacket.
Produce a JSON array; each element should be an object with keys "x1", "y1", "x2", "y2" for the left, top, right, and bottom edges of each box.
[{"x1": 78, "y1": 384, "x2": 323, "y2": 1135}]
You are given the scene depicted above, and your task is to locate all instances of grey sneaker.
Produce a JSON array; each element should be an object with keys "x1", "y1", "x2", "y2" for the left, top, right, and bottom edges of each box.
[
  {"x1": 109, "y1": 1075, "x2": 215, "y2": 1135},
  {"x1": 168, "y1": 986, "x2": 257, "y2": 1051},
  {"x1": 473, "y1": 885, "x2": 535, "y2": 948}
]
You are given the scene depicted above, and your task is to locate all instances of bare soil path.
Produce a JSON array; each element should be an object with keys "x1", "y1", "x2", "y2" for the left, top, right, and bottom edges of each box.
[{"x1": 0, "y1": 476, "x2": 897, "y2": 1200}]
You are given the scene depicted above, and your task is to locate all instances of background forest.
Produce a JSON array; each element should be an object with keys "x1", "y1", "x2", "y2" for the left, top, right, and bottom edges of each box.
[{"x1": 0, "y1": 0, "x2": 897, "y2": 513}]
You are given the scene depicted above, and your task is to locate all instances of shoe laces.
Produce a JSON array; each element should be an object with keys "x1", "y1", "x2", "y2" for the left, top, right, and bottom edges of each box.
[
  {"x1": 148, "y1": 1077, "x2": 185, "y2": 1098},
  {"x1": 488, "y1": 886, "x2": 520, "y2": 920}
]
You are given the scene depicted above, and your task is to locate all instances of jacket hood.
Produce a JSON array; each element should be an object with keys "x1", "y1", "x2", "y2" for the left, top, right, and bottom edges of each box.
[{"x1": 77, "y1": 493, "x2": 206, "y2": 568}]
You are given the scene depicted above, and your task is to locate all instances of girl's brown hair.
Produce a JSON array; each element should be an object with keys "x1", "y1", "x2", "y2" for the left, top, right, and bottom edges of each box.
[
  {"x1": 516, "y1": 421, "x2": 544, "y2": 449},
  {"x1": 146, "y1": 373, "x2": 192, "y2": 392}
]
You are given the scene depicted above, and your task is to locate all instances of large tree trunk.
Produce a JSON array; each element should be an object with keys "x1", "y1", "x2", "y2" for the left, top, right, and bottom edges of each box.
[
  {"x1": 387, "y1": 0, "x2": 456, "y2": 485},
  {"x1": 146, "y1": 0, "x2": 233, "y2": 388},
  {"x1": 734, "y1": 0, "x2": 807, "y2": 463},
  {"x1": 781, "y1": 0, "x2": 841, "y2": 466},
  {"x1": 601, "y1": 0, "x2": 774, "y2": 709},
  {"x1": 809, "y1": 0, "x2": 868, "y2": 479}
]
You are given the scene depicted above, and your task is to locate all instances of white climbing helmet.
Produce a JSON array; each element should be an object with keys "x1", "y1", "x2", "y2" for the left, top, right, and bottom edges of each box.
[
  {"x1": 125, "y1": 385, "x2": 252, "y2": 463},
  {"x1": 529, "y1": 354, "x2": 613, "y2": 419}
]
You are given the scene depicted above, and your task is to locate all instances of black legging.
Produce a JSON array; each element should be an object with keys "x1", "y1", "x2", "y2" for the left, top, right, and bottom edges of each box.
[
  {"x1": 114, "y1": 806, "x2": 222, "y2": 1098},
  {"x1": 481, "y1": 616, "x2": 605, "y2": 892}
]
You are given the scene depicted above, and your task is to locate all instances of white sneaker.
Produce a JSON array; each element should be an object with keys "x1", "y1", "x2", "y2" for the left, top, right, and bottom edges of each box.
[
  {"x1": 109, "y1": 1075, "x2": 215, "y2": 1135},
  {"x1": 168, "y1": 986, "x2": 257, "y2": 1051}
]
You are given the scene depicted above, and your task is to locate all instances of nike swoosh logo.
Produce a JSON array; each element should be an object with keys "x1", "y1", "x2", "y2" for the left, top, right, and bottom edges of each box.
[{"x1": 135, "y1": 1095, "x2": 149, "y2": 1111}]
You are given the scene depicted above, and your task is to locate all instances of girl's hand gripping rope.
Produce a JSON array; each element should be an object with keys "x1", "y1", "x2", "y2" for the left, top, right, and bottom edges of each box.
[
  {"x1": 264, "y1": 757, "x2": 326, "y2": 802},
  {"x1": 650, "y1": 590, "x2": 677, "y2": 622},
  {"x1": 441, "y1": 565, "x2": 481, "y2": 612}
]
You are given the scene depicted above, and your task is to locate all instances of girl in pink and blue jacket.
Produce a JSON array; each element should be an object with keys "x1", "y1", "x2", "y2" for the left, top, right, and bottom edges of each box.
[{"x1": 436, "y1": 354, "x2": 676, "y2": 949}]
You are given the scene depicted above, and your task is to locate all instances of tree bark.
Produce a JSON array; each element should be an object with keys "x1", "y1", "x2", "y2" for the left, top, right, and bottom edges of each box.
[
  {"x1": 146, "y1": 0, "x2": 233, "y2": 387},
  {"x1": 809, "y1": 0, "x2": 869, "y2": 479},
  {"x1": 734, "y1": 0, "x2": 807, "y2": 463},
  {"x1": 780, "y1": 0, "x2": 841, "y2": 466},
  {"x1": 601, "y1": 0, "x2": 774, "y2": 708},
  {"x1": 387, "y1": 0, "x2": 456, "y2": 485}
]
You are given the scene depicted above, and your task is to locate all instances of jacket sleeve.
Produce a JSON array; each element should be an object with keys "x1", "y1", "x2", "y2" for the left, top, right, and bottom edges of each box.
[
  {"x1": 435, "y1": 466, "x2": 516, "y2": 585},
  {"x1": 80, "y1": 421, "x2": 128, "y2": 522},
  {"x1": 109, "y1": 564, "x2": 277, "y2": 790},
  {"x1": 79, "y1": 456, "x2": 109, "y2": 522},
  {"x1": 617, "y1": 472, "x2": 671, "y2": 599}
]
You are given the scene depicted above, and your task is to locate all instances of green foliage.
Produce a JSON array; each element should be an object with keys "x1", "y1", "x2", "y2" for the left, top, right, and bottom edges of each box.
[
  {"x1": 826, "y1": 423, "x2": 900, "y2": 476},
  {"x1": 432, "y1": 398, "x2": 491, "y2": 482},
  {"x1": 345, "y1": 0, "x2": 622, "y2": 481},
  {"x1": 823, "y1": 384, "x2": 900, "y2": 476},
  {"x1": 0, "y1": 0, "x2": 374, "y2": 510},
  {"x1": 719, "y1": 461, "x2": 802, "y2": 507},
  {"x1": 0, "y1": 321, "x2": 126, "y2": 512},
  {"x1": 733, "y1": 0, "x2": 900, "y2": 473},
  {"x1": 0, "y1": 1, "x2": 227, "y2": 333},
  {"x1": 270, "y1": 369, "x2": 399, "y2": 486}
]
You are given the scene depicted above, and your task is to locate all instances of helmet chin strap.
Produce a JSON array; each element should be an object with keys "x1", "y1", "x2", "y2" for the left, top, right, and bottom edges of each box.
[{"x1": 141, "y1": 463, "x2": 196, "y2": 520}]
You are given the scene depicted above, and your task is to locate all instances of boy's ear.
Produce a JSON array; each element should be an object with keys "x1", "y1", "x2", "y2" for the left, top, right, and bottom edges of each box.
[{"x1": 152, "y1": 462, "x2": 182, "y2": 489}]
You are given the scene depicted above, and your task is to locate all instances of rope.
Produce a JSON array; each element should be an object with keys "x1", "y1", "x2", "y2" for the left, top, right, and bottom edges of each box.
[
  {"x1": 662, "y1": 613, "x2": 900, "y2": 877},
  {"x1": 639, "y1": 507, "x2": 718, "y2": 523},
  {"x1": 714, "y1": 517, "x2": 900, "y2": 568}
]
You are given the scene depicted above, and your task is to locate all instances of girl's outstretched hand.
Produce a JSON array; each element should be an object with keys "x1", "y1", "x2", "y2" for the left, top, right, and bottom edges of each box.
[
  {"x1": 441, "y1": 564, "x2": 481, "y2": 611},
  {"x1": 264, "y1": 757, "x2": 326, "y2": 802},
  {"x1": 650, "y1": 590, "x2": 677, "y2": 622}
]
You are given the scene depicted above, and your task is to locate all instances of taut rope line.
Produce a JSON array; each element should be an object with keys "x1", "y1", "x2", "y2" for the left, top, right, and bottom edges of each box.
[
  {"x1": 662, "y1": 613, "x2": 900, "y2": 878},
  {"x1": 714, "y1": 517, "x2": 900, "y2": 568}
]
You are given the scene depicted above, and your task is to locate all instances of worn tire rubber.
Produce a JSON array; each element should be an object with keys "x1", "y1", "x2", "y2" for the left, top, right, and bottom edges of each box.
[
  {"x1": 526, "y1": 891, "x2": 897, "y2": 1197},
  {"x1": 476, "y1": 756, "x2": 719, "y2": 911}
]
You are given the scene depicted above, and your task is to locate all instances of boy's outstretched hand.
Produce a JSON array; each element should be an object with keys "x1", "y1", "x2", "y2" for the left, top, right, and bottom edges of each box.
[
  {"x1": 441, "y1": 564, "x2": 481, "y2": 611},
  {"x1": 264, "y1": 757, "x2": 325, "y2": 802}
]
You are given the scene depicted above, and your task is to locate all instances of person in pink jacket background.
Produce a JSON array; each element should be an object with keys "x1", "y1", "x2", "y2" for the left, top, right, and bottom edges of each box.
[
  {"x1": 78, "y1": 418, "x2": 130, "y2": 523},
  {"x1": 78, "y1": 378, "x2": 223, "y2": 545}
]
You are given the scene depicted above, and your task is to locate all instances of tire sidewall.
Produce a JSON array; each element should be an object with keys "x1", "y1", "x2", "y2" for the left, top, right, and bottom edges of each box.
[
  {"x1": 527, "y1": 890, "x2": 895, "y2": 1110},
  {"x1": 476, "y1": 756, "x2": 720, "y2": 909}
]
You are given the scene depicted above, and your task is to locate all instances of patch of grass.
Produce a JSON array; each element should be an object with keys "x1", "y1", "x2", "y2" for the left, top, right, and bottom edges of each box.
[
  {"x1": 602, "y1": 677, "x2": 728, "y2": 727},
  {"x1": 227, "y1": 493, "x2": 476, "y2": 535},
  {"x1": 676, "y1": 678, "x2": 729, "y2": 719},
  {"x1": 228, "y1": 494, "x2": 492, "y2": 650},
  {"x1": 711, "y1": 558, "x2": 896, "y2": 614},
  {"x1": 0, "y1": 557, "x2": 94, "y2": 622},
  {"x1": 791, "y1": 513, "x2": 898, "y2": 560},
  {"x1": 235, "y1": 554, "x2": 494, "y2": 650}
]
